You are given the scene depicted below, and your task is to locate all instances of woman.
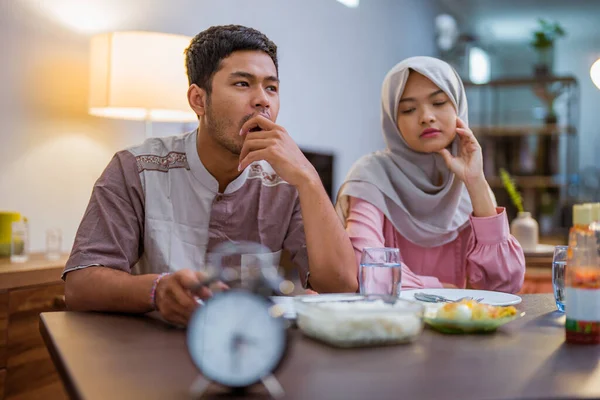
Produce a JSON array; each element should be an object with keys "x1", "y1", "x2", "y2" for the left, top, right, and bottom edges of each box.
[{"x1": 336, "y1": 56, "x2": 525, "y2": 293}]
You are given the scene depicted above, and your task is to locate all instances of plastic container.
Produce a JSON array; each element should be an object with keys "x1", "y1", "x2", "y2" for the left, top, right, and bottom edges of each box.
[{"x1": 294, "y1": 295, "x2": 424, "y2": 348}]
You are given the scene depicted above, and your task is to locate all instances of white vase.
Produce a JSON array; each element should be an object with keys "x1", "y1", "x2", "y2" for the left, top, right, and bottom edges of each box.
[{"x1": 510, "y1": 212, "x2": 539, "y2": 252}]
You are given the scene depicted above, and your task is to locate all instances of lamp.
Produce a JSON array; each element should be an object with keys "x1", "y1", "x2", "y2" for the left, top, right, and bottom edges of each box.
[
  {"x1": 88, "y1": 31, "x2": 196, "y2": 136},
  {"x1": 591, "y1": 58, "x2": 600, "y2": 90}
]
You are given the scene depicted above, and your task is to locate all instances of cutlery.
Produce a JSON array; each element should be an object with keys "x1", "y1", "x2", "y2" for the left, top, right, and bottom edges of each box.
[{"x1": 413, "y1": 293, "x2": 484, "y2": 303}]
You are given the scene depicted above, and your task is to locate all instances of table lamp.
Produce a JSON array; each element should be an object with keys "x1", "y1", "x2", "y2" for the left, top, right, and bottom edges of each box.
[{"x1": 88, "y1": 31, "x2": 196, "y2": 136}]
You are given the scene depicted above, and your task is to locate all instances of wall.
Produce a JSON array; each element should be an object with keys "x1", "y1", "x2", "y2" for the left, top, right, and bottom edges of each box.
[
  {"x1": 555, "y1": 37, "x2": 600, "y2": 195},
  {"x1": 0, "y1": 0, "x2": 441, "y2": 252}
]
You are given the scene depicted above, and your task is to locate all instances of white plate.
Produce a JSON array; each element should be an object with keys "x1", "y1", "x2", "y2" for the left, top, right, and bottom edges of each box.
[
  {"x1": 270, "y1": 294, "x2": 364, "y2": 319},
  {"x1": 400, "y1": 288, "x2": 522, "y2": 306}
]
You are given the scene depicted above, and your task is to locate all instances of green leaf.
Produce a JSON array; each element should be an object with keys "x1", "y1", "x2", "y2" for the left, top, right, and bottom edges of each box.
[{"x1": 499, "y1": 169, "x2": 524, "y2": 213}]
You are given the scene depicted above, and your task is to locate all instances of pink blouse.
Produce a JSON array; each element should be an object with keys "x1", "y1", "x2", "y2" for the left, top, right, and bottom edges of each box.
[{"x1": 346, "y1": 197, "x2": 525, "y2": 293}]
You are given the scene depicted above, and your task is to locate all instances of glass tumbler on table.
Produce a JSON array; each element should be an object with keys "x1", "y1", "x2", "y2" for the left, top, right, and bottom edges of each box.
[
  {"x1": 552, "y1": 245, "x2": 568, "y2": 312},
  {"x1": 359, "y1": 247, "x2": 402, "y2": 298}
]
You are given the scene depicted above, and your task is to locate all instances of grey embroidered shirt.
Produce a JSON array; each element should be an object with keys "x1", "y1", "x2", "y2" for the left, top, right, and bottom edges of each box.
[{"x1": 63, "y1": 130, "x2": 309, "y2": 286}]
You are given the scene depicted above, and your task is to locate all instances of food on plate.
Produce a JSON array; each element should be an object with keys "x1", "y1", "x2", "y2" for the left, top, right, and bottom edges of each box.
[{"x1": 436, "y1": 299, "x2": 517, "y2": 321}]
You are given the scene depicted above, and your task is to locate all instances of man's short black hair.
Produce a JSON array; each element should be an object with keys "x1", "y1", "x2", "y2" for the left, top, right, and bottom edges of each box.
[{"x1": 185, "y1": 25, "x2": 278, "y2": 95}]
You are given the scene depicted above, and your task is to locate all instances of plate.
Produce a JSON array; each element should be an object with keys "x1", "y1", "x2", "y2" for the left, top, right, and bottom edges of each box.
[
  {"x1": 400, "y1": 288, "x2": 522, "y2": 306},
  {"x1": 423, "y1": 312, "x2": 525, "y2": 334},
  {"x1": 270, "y1": 293, "x2": 364, "y2": 320}
]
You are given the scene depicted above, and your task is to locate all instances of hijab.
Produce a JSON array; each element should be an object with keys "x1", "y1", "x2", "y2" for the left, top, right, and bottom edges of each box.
[{"x1": 335, "y1": 56, "x2": 473, "y2": 247}]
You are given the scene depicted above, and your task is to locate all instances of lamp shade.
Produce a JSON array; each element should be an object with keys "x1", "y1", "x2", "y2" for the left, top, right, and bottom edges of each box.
[{"x1": 88, "y1": 31, "x2": 196, "y2": 122}]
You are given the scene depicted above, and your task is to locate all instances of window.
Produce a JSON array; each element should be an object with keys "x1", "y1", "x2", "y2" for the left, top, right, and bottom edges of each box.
[{"x1": 469, "y1": 47, "x2": 491, "y2": 84}]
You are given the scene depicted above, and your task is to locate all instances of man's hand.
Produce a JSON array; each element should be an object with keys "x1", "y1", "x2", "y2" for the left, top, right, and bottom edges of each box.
[
  {"x1": 238, "y1": 115, "x2": 319, "y2": 188},
  {"x1": 154, "y1": 269, "x2": 213, "y2": 326}
]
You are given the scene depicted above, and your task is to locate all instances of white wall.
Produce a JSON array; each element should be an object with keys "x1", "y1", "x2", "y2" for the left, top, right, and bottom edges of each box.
[
  {"x1": 555, "y1": 37, "x2": 600, "y2": 182},
  {"x1": 0, "y1": 0, "x2": 440, "y2": 252}
]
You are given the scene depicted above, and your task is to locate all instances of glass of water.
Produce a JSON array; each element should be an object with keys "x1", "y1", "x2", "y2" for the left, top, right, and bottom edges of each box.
[
  {"x1": 45, "y1": 228, "x2": 62, "y2": 261},
  {"x1": 552, "y1": 245, "x2": 568, "y2": 312},
  {"x1": 359, "y1": 247, "x2": 402, "y2": 297},
  {"x1": 10, "y1": 220, "x2": 29, "y2": 263}
]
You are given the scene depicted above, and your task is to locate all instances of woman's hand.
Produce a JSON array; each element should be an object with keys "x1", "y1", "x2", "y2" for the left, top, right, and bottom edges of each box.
[
  {"x1": 437, "y1": 117, "x2": 484, "y2": 186},
  {"x1": 438, "y1": 117, "x2": 497, "y2": 217}
]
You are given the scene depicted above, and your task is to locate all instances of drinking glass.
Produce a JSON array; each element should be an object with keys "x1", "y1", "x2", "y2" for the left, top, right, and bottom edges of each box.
[
  {"x1": 10, "y1": 221, "x2": 29, "y2": 263},
  {"x1": 552, "y1": 245, "x2": 568, "y2": 312},
  {"x1": 46, "y1": 228, "x2": 62, "y2": 261},
  {"x1": 359, "y1": 247, "x2": 402, "y2": 297}
]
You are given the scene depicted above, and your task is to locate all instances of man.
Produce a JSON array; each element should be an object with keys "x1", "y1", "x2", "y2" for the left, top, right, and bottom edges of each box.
[{"x1": 64, "y1": 25, "x2": 357, "y2": 326}]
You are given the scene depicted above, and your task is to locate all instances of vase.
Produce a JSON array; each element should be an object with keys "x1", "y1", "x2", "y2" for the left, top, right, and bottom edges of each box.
[
  {"x1": 534, "y1": 47, "x2": 554, "y2": 77},
  {"x1": 510, "y1": 212, "x2": 539, "y2": 252}
]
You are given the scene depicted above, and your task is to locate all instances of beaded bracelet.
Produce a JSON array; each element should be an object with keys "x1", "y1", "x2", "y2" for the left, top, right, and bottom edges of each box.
[{"x1": 150, "y1": 272, "x2": 171, "y2": 311}]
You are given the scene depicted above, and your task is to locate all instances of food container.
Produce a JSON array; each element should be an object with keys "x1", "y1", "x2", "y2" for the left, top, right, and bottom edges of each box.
[{"x1": 294, "y1": 295, "x2": 424, "y2": 348}]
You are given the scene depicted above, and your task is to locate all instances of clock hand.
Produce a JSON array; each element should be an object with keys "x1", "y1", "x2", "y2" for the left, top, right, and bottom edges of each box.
[{"x1": 230, "y1": 333, "x2": 242, "y2": 375}]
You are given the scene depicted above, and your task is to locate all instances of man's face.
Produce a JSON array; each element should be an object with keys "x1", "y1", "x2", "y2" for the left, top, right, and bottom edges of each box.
[{"x1": 204, "y1": 50, "x2": 280, "y2": 155}]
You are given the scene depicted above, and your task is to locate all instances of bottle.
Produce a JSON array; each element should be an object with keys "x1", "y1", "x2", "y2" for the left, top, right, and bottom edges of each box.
[{"x1": 565, "y1": 204, "x2": 600, "y2": 345}]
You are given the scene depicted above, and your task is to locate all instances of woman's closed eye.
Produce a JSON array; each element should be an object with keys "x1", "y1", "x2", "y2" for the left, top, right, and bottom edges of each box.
[
  {"x1": 433, "y1": 100, "x2": 447, "y2": 107},
  {"x1": 400, "y1": 108, "x2": 415, "y2": 114}
]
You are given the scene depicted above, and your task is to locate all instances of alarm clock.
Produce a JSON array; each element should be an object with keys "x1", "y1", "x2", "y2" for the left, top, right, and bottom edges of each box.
[
  {"x1": 187, "y1": 241, "x2": 290, "y2": 397},
  {"x1": 187, "y1": 290, "x2": 288, "y2": 389}
]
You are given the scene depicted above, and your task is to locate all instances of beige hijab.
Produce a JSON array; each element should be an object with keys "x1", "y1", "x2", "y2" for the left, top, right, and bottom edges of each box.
[{"x1": 336, "y1": 56, "x2": 473, "y2": 247}]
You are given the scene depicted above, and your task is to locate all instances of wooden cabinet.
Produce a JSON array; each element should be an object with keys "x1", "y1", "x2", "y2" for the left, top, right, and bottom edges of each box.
[
  {"x1": 0, "y1": 291, "x2": 7, "y2": 400},
  {"x1": 0, "y1": 255, "x2": 68, "y2": 400}
]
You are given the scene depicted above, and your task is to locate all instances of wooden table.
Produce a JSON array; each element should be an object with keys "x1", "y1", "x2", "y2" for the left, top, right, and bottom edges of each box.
[{"x1": 40, "y1": 295, "x2": 600, "y2": 400}]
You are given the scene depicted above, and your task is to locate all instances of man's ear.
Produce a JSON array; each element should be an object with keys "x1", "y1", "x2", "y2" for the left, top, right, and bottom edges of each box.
[{"x1": 188, "y1": 84, "x2": 207, "y2": 117}]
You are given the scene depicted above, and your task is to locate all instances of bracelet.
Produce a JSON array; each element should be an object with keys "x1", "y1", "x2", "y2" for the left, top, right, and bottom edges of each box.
[{"x1": 150, "y1": 272, "x2": 170, "y2": 311}]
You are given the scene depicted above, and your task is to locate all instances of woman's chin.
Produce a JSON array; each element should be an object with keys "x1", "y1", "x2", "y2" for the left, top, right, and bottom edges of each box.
[{"x1": 417, "y1": 139, "x2": 452, "y2": 154}]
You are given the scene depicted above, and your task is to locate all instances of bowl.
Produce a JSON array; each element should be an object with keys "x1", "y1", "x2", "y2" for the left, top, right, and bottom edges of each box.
[{"x1": 294, "y1": 295, "x2": 424, "y2": 348}]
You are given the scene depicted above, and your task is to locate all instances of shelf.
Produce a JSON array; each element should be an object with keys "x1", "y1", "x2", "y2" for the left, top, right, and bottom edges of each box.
[
  {"x1": 488, "y1": 176, "x2": 563, "y2": 189},
  {"x1": 464, "y1": 76, "x2": 577, "y2": 87},
  {"x1": 473, "y1": 125, "x2": 576, "y2": 137}
]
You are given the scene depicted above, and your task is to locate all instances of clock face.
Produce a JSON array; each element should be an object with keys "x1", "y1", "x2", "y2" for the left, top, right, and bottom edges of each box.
[{"x1": 187, "y1": 290, "x2": 287, "y2": 388}]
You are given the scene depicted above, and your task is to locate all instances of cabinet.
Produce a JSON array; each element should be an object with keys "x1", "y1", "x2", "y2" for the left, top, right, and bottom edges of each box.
[
  {"x1": 465, "y1": 76, "x2": 579, "y2": 238},
  {"x1": 0, "y1": 255, "x2": 68, "y2": 400}
]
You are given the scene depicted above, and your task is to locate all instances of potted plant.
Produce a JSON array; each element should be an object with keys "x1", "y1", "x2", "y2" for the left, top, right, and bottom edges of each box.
[
  {"x1": 530, "y1": 19, "x2": 566, "y2": 77},
  {"x1": 500, "y1": 168, "x2": 539, "y2": 252},
  {"x1": 530, "y1": 20, "x2": 566, "y2": 124}
]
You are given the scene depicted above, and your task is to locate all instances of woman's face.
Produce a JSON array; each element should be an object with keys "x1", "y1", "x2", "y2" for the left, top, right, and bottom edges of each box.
[{"x1": 396, "y1": 71, "x2": 457, "y2": 153}]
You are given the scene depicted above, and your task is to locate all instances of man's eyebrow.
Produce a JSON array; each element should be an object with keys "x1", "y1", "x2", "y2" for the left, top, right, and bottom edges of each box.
[
  {"x1": 229, "y1": 71, "x2": 279, "y2": 83},
  {"x1": 229, "y1": 71, "x2": 255, "y2": 80}
]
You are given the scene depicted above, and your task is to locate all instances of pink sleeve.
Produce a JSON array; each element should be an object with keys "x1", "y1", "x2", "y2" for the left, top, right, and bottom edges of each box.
[
  {"x1": 345, "y1": 197, "x2": 442, "y2": 290},
  {"x1": 466, "y1": 207, "x2": 526, "y2": 293}
]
